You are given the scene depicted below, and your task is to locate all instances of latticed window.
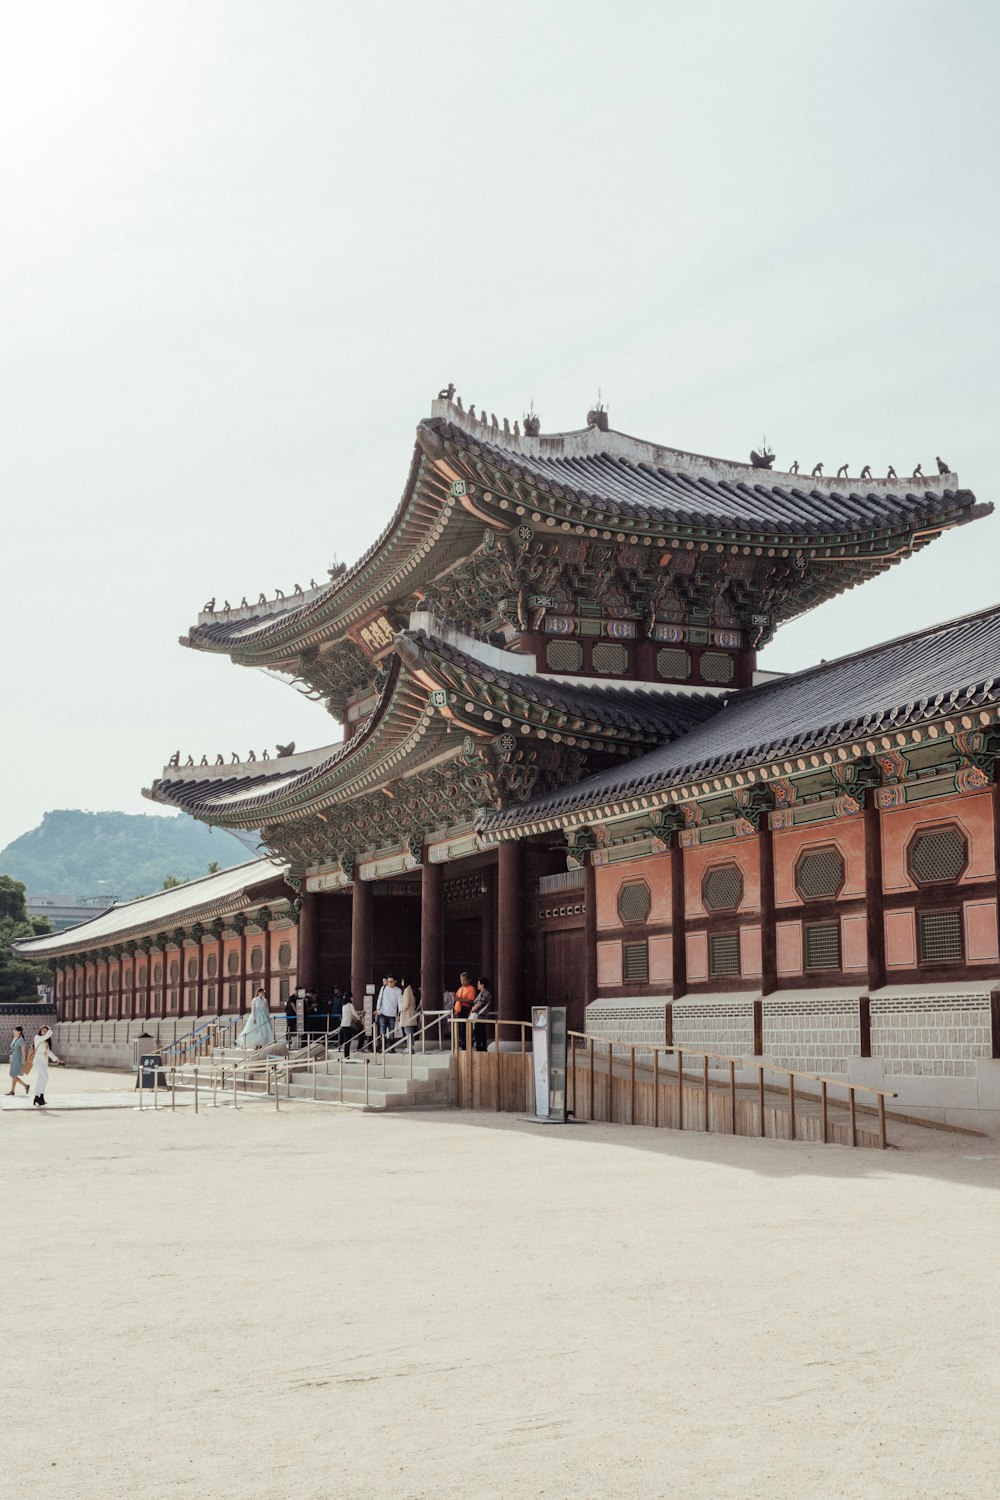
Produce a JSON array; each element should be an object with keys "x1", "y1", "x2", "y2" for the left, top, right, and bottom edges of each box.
[
  {"x1": 206, "y1": 985, "x2": 217, "y2": 1007},
  {"x1": 169, "y1": 958, "x2": 179, "y2": 982},
  {"x1": 278, "y1": 941, "x2": 292, "y2": 968},
  {"x1": 592, "y1": 642, "x2": 628, "y2": 675},
  {"x1": 909, "y1": 826, "x2": 968, "y2": 885},
  {"x1": 206, "y1": 954, "x2": 217, "y2": 977},
  {"x1": 227, "y1": 951, "x2": 239, "y2": 974},
  {"x1": 250, "y1": 946, "x2": 263, "y2": 973},
  {"x1": 546, "y1": 639, "x2": 583, "y2": 672},
  {"x1": 279, "y1": 979, "x2": 290, "y2": 1002},
  {"x1": 709, "y1": 932, "x2": 741, "y2": 976},
  {"x1": 617, "y1": 880, "x2": 652, "y2": 924},
  {"x1": 795, "y1": 846, "x2": 846, "y2": 901},
  {"x1": 622, "y1": 941, "x2": 649, "y2": 982},
  {"x1": 702, "y1": 864, "x2": 744, "y2": 912},
  {"x1": 700, "y1": 651, "x2": 734, "y2": 684},
  {"x1": 153, "y1": 964, "x2": 162, "y2": 984},
  {"x1": 918, "y1": 910, "x2": 964, "y2": 963},
  {"x1": 804, "y1": 921, "x2": 841, "y2": 971},
  {"x1": 228, "y1": 982, "x2": 239, "y2": 1006},
  {"x1": 656, "y1": 647, "x2": 691, "y2": 680},
  {"x1": 187, "y1": 956, "x2": 198, "y2": 980}
]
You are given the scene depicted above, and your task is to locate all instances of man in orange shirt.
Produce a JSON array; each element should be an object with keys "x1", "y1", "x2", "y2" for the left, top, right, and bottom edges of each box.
[{"x1": 453, "y1": 971, "x2": 477, "y2": 1051}]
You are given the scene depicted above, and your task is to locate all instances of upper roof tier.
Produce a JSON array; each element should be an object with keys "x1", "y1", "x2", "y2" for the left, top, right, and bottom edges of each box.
[{"x1": 181, "y1": 391, "x2": 988, "y2": 703}]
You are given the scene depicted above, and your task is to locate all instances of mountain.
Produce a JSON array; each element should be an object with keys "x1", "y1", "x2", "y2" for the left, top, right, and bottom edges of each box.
[{"x1": 0, "y1": 810, "x2": 255, "y2": 901}]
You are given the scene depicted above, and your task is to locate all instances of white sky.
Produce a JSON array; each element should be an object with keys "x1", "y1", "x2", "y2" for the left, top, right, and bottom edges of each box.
[{"x1": 2, "y1": 0, "x2": 998, "y2": 852}]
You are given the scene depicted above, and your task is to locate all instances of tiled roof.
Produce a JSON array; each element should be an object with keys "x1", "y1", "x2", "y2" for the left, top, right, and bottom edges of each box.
[
  {"x1": 430, "y1": 417, "x2": 981, "y2": 539},
  {"x1": 397, "y1": 630, "x2": 721, "y2": 738},
  {"x1": 12, "y1": 858, "x2": 288, "y2": 957},
  {"x1": 481, "y1": 604, "x2": 1000, "y2": 829}
]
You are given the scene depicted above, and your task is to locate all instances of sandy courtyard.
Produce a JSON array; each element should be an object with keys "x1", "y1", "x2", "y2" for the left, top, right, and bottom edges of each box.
[{"x1": 3, "y1": 1069, "x2": 999, "y2": 1500}]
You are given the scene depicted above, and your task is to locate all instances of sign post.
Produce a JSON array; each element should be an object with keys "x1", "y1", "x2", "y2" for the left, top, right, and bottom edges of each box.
[{"x1": 528, "y1": 1006, "x2": 568, "y2": 1123}]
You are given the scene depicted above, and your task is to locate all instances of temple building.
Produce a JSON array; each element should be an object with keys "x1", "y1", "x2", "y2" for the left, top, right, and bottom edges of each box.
[{"x1": 19, "y1": 390, "x2": 1000, "y2": 1128}]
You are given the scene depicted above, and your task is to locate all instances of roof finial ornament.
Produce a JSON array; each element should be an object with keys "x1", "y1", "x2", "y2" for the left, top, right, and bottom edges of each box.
[
  {"x1": 836, "y1": 463, "x2": 849, "y2": 479},
  {"x1": 490, "y1": 412, "x2": 499, "y2": 431},
  {"x1": 789, "y1": 460, "x2": 799, "y2": 474},
  {"x1": 523, "y1": 400, "x2": 540, "y2": 438},
  {"x1": 811, "y1": 462, "x2": 824, "y2": 477},
  {"x1": 750, "y1": 436, "x2": 774, "y2": 469},
  {"x1": 468, "y1": 404, "x2": 476, "y2": 421},
  {"x1": 513, "y1": 420, "x2": 520, "y2": 437},
  {"x1": 912, "y1": 463, "x2": 924, "y2": 479},
  {"x1": 274, "y1": 587, "x2": 285, "y2": 601},
  {"x1": 203, "y1": 597, "x2": 215, "y2": 613},
  {"x1": 860, "y1": 465, "x2": 872, "y2": 480},
  {"x1": 437, "y1": 382, "x2": 455, "y2": 400},
  {"x1": 293, "y1": 583, "x2": 303, "y2": 596},
  {"x1": 240, "y1": 596, "x2": 248, "y2": 608},
  {"x1": 503, "y1": 417, "x2": 510, "y2": 436},
  {"x1": 215, "y1": 754, "x2": 225, "y2": 766},
  {"x1": 231, "y1": 752, "x2": 240, "y2": 764},
  {"x1": 168, "y1": 751, "x2": 180, "y2": 768},
  {"x1": 276, "y1": 741, "x2": 296, "y2": 757},
  {"x1": 587, "y1": 392, "x2": 609, "y2": 432},
  {"x1": 258, "y1": 592, "x2": 267, "y2": 605},
  {"x1": 310, "y1": 578, "x2": 318, "y2": 589},
  {"x1": 936, "y1": 456, "x2": 950, "y2": 475},
  {"x1": 184, "y1": 755, "x2": 194, "y2": 768},
  {"x1": 199, "y1": 755, "x2": 208, "y2": 767},
  {"x1": 886, "y1": 465, "x2": 897, "y2": 479},
  {"x1": 248, "y1": 749, "x2": 257, "y2": 762}
]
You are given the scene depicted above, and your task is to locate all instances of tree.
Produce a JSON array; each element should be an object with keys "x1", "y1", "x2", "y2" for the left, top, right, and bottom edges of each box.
[
  {"x1": 207, "y1": 861, "x2": 220, "y2": 874},
  {"x1": 162, "y1": 874, "x2": 181, "y2": 889},
  {"x1": 0, "y1": 874, "x2": 52, "y2": 1003}
]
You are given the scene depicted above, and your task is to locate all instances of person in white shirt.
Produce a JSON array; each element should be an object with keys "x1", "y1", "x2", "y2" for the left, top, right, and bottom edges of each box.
[
  {"x1": 376, "y1": 975, "x2": 403, "y2": 1048},
  {"x1": 338, "y1": 998, "x2": 362, "y2": 1059}
]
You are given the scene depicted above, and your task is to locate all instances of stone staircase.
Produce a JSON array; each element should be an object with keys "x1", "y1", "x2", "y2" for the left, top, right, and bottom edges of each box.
[{"x1": 176, "y1": 1046, "x2": 455, "y2": 1111}]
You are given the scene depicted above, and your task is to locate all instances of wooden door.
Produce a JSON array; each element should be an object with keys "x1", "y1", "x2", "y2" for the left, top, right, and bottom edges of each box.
[{"x1": 542, "y1": 927, "x2": 586, "y2": 1033}]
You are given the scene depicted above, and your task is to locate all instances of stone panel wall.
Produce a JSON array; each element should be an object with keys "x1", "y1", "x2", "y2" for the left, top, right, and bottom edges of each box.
[
  {"x1": 762, "y1": 997, "x2": 861, "y2": 1074},
  {"x1": 585, "y1": 999, "x2": 668, "y2": 1053},
  {"x1": 672, "y1": 999, "x2": 754, "y2": 1057},
  {"x1": 871, "y1": 994, "x2": 992, "y2": 1078}
]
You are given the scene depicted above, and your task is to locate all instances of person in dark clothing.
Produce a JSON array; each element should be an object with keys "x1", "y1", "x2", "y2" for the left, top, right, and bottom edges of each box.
[
  {"x1": 285, "y1": 989, "x2": 300, "y2": 1047},
  {"x1": 472, "y1": 976, "x2": 494, "y2": 1052}
]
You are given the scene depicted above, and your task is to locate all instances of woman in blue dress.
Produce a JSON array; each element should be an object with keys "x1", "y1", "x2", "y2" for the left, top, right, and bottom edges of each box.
[
  {"x1": 6, "y1": 1025, "x2": 29, "y2": 1095},
  {"x1": 236, "y1": 987, "x2": 274, "y2": 1050}
]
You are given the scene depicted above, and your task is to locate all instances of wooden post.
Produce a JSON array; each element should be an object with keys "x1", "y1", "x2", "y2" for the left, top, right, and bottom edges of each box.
[
  {"x1": 589, "y1": 1036, "x2": 595, "y2": 1120},
  {"x1": 864, "y1": 796, "x2": 886, "y2": 991},
  {"x1": 670, "y1": 839, "x2": 687, "y2": 1001},
  {"x1": 653, "y1": 1049, "x2": 660, "y2": 1127},
  {"x1": 788, "y1": 1073, "x2": 796, "y2": 1141},
  {"x1": 629, "y1": 1045, "x2": 636, "y2": 1125},
  {"x1": 758, "y1": 1065, "x2": 766, "y2": 1136},
  {"x1": 821, "y1": 1080, "x2": 829, "y2": 1143},
  {"x1": 497, "y1": 841, "x2": 524, "y2": 1023},
  {"x1": 758, "y1": 822, "x2": 777, "y2": 996},
  {"x1": 607, "y1": 1039, "x2": 614, "y2": 1124},
  {"x1": 350, "y1": 876, "x2": 373, "y2": 1009},
  {"x1": 583, "y1": 856, "x2": 598, "y2": 1011},
  {"x1": 729, "y1": 1059, "x2": 736, "y2": 1134},
  {"x1": 677, "y1": 1048, "x2": 684, "y2": 1131},
  {"x1": 420, "y1": 858, "x2": 444, "y2": 1014},
  {"x1": 702, "y1": 1054, "x2": 710, "y2": 1132},
  {"x1": 297, "y1": 890, "x2": 321, "y2": 993},
  {"x1": 849, "y1": 1087, "x2": 858, "y2": 1147},
  {"x1": 480, "y1": 865, "x2": 496, "y2": 988},
  {"x1": 878, "y1": 1092, "x2": 887, "y2": 1150}
]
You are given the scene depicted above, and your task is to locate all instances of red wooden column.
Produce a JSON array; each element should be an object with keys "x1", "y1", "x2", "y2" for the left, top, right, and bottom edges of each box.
[
  {"x1": 262, "y1": 914, "x2": 273, "y2": 1008},
  {"x1": 479, "y1": 865, "x2": 495, "y2": 985},
  {"x1": 864, "y1": 796, "x2": 886, "y2": 991},
  {"x1": 670, "y1": 839, "x2": 687, "y2": 1001},
  {"x1": 758, "y1": 823, "x2": 777, "y2": 996},
  {"x1": 350, "y1": 877, "x2": 373, "y2": 1004},
  {"x1": 583, "y1": 856, "x2": 598, "y2": 1009},
  {"x1": 497, "y1": 839, "x2": 524, "y2": 1022},
  {"x1": 238, "y1": 919, "x2": 249, "y2": 1012},
  {"x1": 195, "y1": 929, "x2": 205, "y2": 1017},
  {"x1": 421, "y1": 858, "x2": 444, "y2": 1008},
  {"x1": 296, "y1": 891, "x2": 321, "y2": 992}
]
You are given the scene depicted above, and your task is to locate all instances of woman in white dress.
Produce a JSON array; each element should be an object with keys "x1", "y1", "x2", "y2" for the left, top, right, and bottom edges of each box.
[
  {"x1": 236, "y1": 987, "x2": 274, "y2": 1050},
  {"x1": 28, "y1": 1025, "x2": 62, "y2": 1107}
]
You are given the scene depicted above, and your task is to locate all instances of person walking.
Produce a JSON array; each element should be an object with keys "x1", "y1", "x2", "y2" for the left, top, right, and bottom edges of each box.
[
  {"x1": 376, "y1": 975, "x2": 403, "y2": 1049},
  {"x1": 237, "y1": 986, "x2": 274, "y2": 1051},
  {"x1": 471, "y1": 976, "x2": 494, "y2": 1052},
  {"x1": 27, "y1": 1025, "x2": 62, "y2": 1107},
  {"x1": 338, "y1": 997, "x2": 362, "y2": 1059},
  {"x1": 399, "y1": 979, "x2": 420, "y2": 1050},
  {"x1": 453, "y1": 971, "x2": 477, "y2": 1051},
  {"x1": 6, "y1": 1025, "x2": 30, "y2": 1095}
]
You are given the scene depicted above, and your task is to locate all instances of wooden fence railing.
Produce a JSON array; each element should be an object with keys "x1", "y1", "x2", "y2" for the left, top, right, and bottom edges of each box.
[{"x1": 449, "y1": 1020, "x2": 895, "y2": 1150}]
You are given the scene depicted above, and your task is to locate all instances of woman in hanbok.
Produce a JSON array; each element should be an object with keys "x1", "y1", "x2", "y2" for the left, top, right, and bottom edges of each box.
[
  {"x1": 236, "y1": 986, "x2": 274, "y2": 1050},
  {"x1": 6, "y1": 1025, "x2": 29, "y2": 1095},
  {"x1": 28, "y1": 1025, "x2": 61, "y2": 1107}
]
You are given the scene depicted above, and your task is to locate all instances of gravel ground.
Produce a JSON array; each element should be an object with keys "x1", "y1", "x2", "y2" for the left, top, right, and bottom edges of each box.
[{"x1": 3, "y1": 1066, "x2": 998, "y2": 1500}]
